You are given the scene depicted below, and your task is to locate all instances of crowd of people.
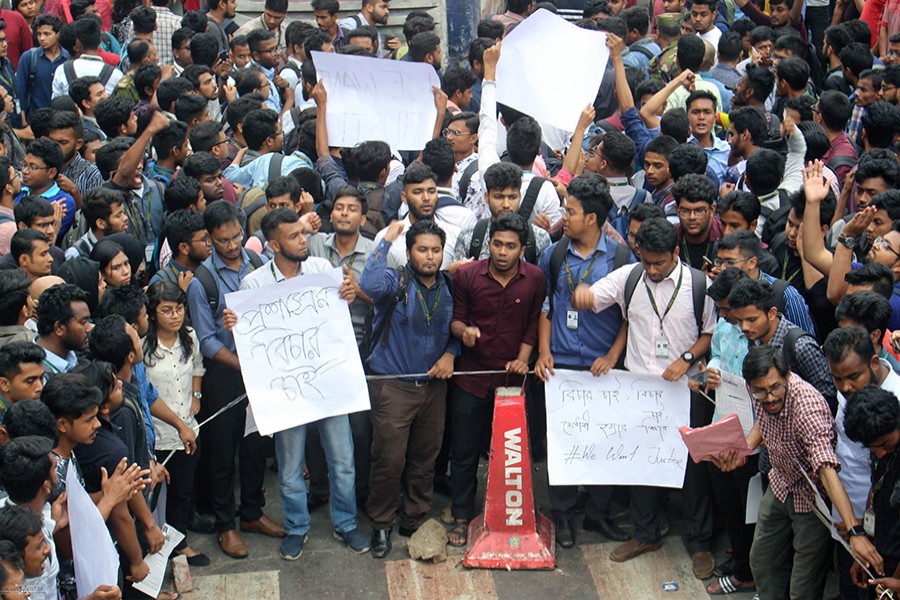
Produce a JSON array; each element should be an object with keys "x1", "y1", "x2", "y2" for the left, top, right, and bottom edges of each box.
[{"x1": 0, "y1": 0, "x2": 896, "y2": 597}]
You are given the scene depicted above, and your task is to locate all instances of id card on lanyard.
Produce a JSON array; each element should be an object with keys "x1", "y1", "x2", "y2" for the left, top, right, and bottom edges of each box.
[{"x1": 645, "y1": 266, "x2": 684, "y2": 359}]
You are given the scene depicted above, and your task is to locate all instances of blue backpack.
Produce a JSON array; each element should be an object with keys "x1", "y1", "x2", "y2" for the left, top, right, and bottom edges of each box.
[{"x1": 608, "y1": 188, "x2": 648, "y2": 240}]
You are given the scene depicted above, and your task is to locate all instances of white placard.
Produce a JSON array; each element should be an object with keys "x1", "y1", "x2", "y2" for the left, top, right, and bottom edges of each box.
[
  {"x1": 717, "y1": 371, "x2": 756, "y2": 436},
  {"x1": 225, "y1": 268, "x2": 370, "y2": 436},
  {"x1": 132, "y1": 524, "x2": 186, "y2": 599},
  {"x1": 67, "y1": 466, "x2": 119, "y2": 599},
  {"x1": 496, "y1": 9, "x2": 609, "y2": 132},
  {"x1": 545, "y1": 369, "x2": 691, "y2": 487},
  {"x1": 311, "y1": 50, "x2": 441, "y2": 150}
]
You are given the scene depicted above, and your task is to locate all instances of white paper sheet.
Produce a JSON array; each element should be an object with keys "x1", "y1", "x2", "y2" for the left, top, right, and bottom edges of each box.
[
  {"x1": 496, "y1": 9, "x2": 609, "y2": 132},
  {"x1": 311, "y1": 50, "x2": 441, "y2": 150},
  {"x1": 132, "y1": 524, "x2": 186, "y2": 599},
  {"x1": 545, "y1": 369, "x2": 691, "y2": 488},
  {"x1": 67, "y1": 466, "x2": 119, "y2": 599},
  {"x1": 717, "y1": 371, "x2": 756, "y2": 436},
  {"x1": 745, "y1": 472, "x2": 762, "y2": 524},
  {"x1": 225, "y1": 268, "x2": 370, "y2": 436}
]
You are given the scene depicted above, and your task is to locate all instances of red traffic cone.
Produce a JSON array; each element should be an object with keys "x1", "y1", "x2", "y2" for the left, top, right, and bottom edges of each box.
[{"x1": 463, "y1": 386, "x2": 555, "y2": 570}]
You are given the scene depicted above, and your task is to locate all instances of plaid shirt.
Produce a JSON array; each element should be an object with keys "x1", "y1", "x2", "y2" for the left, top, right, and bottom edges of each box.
[
  {"x1": 755, "y1": 373, "x2": 839, "y2": 513},
  {"x1": 152, "y1": 6, "x2": 182, "y2": 66},
  {"x1": 846, "y1": 103, "x2": 866, "y2": 145},
  {"x1": 754, "y1": 316, "x2": 838, "y2": 412}
]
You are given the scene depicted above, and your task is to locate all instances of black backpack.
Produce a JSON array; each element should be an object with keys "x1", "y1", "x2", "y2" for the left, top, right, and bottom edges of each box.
[
  {"x1": 760, "y1": 189, "x2": 792, "y2": 248},
  {"x1": 468, "y1": 218, "x2": 538, "y2": 265},
  {"x1": 781, "y1": 326, "x2": 815, "y2": 376},
  {"x1": 456, "y1": 160, "x2": 479, "y2": 205},
  {"x1": 546, "y1": 236, "x2": 632, "y2": 316},
  {"x1": 622, "y1": 263, "x2": 708, "y2": 334},
  {"x1": 518, "y1": 177, "x2": 546, "y2": 222},
  {"x1": 192, "y1": 250, "x2": 265, "y2": 315},
  {"x1": 63, "y1": 60, "x2": 115, "y2": 88}
]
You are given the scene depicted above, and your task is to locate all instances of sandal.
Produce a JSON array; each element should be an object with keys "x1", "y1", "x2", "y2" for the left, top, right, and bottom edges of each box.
[
  {"x1": 447, "y1": 519, "x2": 468, "y2": 547},
  {"x1": 157, "y1": 592, "x2": 181, "y2": 600},
  {"x1": 707, "y1": 575, "x2": 756, "y2": 595}
]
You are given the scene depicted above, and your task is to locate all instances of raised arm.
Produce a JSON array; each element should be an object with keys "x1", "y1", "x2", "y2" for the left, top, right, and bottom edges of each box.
[
  {"x1": 640, "y1": 69, "x2": 695, "y2": 129},
  {"x1": 801, "y1": 160, "x2": 836, "y2": 276}
]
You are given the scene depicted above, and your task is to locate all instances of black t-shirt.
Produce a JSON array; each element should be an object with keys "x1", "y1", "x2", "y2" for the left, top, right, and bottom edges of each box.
[
  {"x1": 873, "y1": 449, "x2": 900, "y2": 560},
  {"x1": 770, "y1": 233, "x2": 836, "y2": 341},
  {"x1": 110, "y1": 383, "x2": 150, "y2": 471},
  {"x1": 73, "y1": 418, "x2": 130, "y2": 494}
]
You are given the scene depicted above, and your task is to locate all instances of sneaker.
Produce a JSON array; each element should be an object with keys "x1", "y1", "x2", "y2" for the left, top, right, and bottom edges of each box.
[
  {"x1": 280, "y1": 534, "x2": 309, "y2": 561},
  {"x1": 334, "y1": 528, "x2": 371, "y2": 554}
]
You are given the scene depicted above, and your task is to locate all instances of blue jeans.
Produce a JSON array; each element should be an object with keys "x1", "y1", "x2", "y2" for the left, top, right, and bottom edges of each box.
[{"x1": 274, "y1": 414, "x2": 358, "y2": 535}]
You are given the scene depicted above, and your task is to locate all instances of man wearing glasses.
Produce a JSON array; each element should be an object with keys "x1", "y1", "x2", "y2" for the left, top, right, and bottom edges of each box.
[
  {"x1": 714, "y1": 230, "x2": 815, "y2": 335},
  {"x1": 444, "y1": 112, "x2": 483, "y2": 216},
  {"x1": 714, "y1": 345, "x2": 883, "y2": 599},
  {"x1": 246, "y1": 29, "x2": 282, "y2": 113},
  {"x1": 672, "y1": 173, "x2": 723, "y2": 271}
]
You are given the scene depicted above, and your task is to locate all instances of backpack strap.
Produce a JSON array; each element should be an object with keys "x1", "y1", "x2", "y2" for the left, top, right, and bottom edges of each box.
[
  {"x1": 623, "y1": 264, "x2": 707, "y2": 333},
  {"x1": 97, "y1": 63, "x2": 115, "y2": 87},
  {"x1": 518, "y1": 176, "x2": 546, "y2": 222},
  {"x1": 63, "y1": 60, "x2": 77, "y2": 85},
  {"x1": 267, "y1": 152, "x2": 285, "y2": 182},
  {"x1": 193, "y1": 264, "x2": 219, "y2": 314},
  {"x1": 613, "y1": 241, "x2": 631, "y2": 269},
  {"x1": 26, "y1": 49, "x2": 40, "y2": 112},
  {"x1": 156, "y1": 265, "x2": 179, "y2": 286},
  {"x1": 826, "y1": 154, "x2": 857, "y2": 173},
  {"x1": 246, "y1": 249, "x2": 264, "y2": 269},
  {"x1": 457, "y1": 160, "x2": 479, "y2": 204},
  {"x1": 623, "y1": 263, "x2": 645, "y2": 315},
  {"x1": 629, "y1": 187, "x2": 648, "y2": 211},
  {"x1": 782, "y1": 326, "x2": 815, "y2": 374},
  {"x1": 524, "y1": 227, "x2": 537, "y2": 264},
  {"x1": 770, "y1": 278, "x2": 789, "y2": 317},
  {"x1": 468, "y1": 218, "x2": 490, "y2": 260},
  {"x1": 631, "y1": 44, "x2": 655, "y2": 59},
  {"x1": 546, "y1": 237, "x2": 570, "y2": 317}
]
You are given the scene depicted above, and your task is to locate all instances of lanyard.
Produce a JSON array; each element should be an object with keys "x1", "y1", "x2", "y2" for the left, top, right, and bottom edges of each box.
[
  {"x1": 781, "y1": 251, "x2": 800, "y2": 283},
  {"x1": 644, "y1": 265, "x2": 684, "y2": 335},
  {"x1": 564, "y1": 250, "x2": 601, "y2": 293},
  {"x1": 43, "y1": 358, "x2": 62, "y2": 374},
  {"x1": 412, "y1": 277, "x2": 443, "y2": 324}
]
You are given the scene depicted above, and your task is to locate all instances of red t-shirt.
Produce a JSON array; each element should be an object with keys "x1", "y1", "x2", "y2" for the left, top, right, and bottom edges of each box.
[{"x1": 0, "y1": 10, "x2": 33, "y2": 70}]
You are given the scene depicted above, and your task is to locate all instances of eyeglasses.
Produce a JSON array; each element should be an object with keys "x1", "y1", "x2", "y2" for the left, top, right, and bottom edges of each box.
[
  {"x1": 713, "y1": 257, "x2": 749, "y2": 267},
  {"x1": 585, "y1": 147, "x2": 599, "y2": 158},
  {"x1": 441, "y1": 128, "x2": 471, "y2": 138},
  {"x1": 211, "y1": 229, "x2": 244, "y2": 247},
  {"x1": 191, "y1": 235, "x2": 213, "y2": 246},
  {"x1": 21, "y1": 163, "x2": 49, "y2": 172},
  {"x1": 748, "y1": 382, "x2": 787, "y2": 402},
  {"x1": 158, "y1": 305, "x2": 186, "y2": 317},
  {"x1": 875, "y1": 236, "x2": 900, "y2": 259},
  {"x1": 676, "y1": 206, "x2": 710, "y2": 217}
]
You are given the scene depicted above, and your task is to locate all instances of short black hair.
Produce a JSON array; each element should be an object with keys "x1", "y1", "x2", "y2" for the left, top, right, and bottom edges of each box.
[
  {"x1": 156, "y1": 77, "x2": 195, "y2": 113},
  {"x1": 707, "y1": 266, "x2": 749, "y2": 302},
  {"x1": 303, "y1": 29, "x2": 333, "y2": 55},
  {"x1": 343, "y1": 141, "x2": 391, "y2": 181},
  {"x1": 36, "y1": 284, "x2": 89, "y2": 337},
  {"x1": 620, "y1": 6, "x2": 649, "y2": 35},
  {"x1": 672, "y1": 172, "x2": 717, "y2": 206},
  {"x1": 0, "y1": 271, "x2": 30, "y2": 327},
  {"x1": 730, "y1": 106, "x2": 769, "y2": 145},
  {"x1": 189, "y1": 31, "x2": 219, "y2": 67},
  {"x1": 785, "y1": 94, "x2": 817, "y2": 122},
  {"x1": 265, "y1": 175, "x2": 301, "y2": 203},
  {"x1": 405, "y1": 219, "x2": 446, "y2": 250},
  {"x1": 14, "y1": 195, "x2": 54, "y2": 228},
  {"x1": 844, "y1": 263, "x2": 894, "y2": 298},
  {"x1": 840, "y1": 41, "x2": 874, "y2": 78},
  {"x1": 506, "y1": 117, "x2": 542, "y2": 167},
  {"x1": 718, "y1": 30, "x2": 743, "y2": 62},
  {"x1": 635, "y1": 217, "x2": 677, "y2": 254},
  {"x1": 82, "y1": 187, "x2": 124, "y2": 231},
  {"x1": 41, "y1": 372, "x2": 102, "y2": 421},
  {"x1": 129, "y1": 5, "x2": 156, "y2": 34},
  {"x1": 96, "y1": 285, "x2": 147, "y2": 325},
  {"x1": 644, "y1": 134, "x2": 678, "y2": 160},
  {"x1": 568, "y1": 173, "x2": 613, "y2": 225},
  {"x1": 87, "y1": 314, "x2": 133, "y2": 370},
  {"x1": 599, "y1": 132, "x2": 635, "y2": 174},
  {"x1": 243, "y1": 108, "x2": 279, "y2": 151},
  {"x1": 441, "y1": 67, "x2": 477, "y2": 99},
  {"x1": 165, "y1": 210, "x2": 206, "y2": 257},
  {"x1": 26, "y1": 137, "x2": 63, "y2": 174},
  {"x1": 856, "y1": 154, "x2": 900, "y2": 188},
  {"x1": 0, "y1": 436, "x2": 54, "y2": 504},
  {"x1": 835, "y1": 291, "x2": 893, "y2": 336},
  {"x1": 171, "y1": 26, "x2": 195, "y2": 52},
  {"x1": 409, "y1": 32, "x2": 441, "y2": 62},
  {"x1": 844, "y1": 385, "x2": 900, "y2": 446},
  {"x1": 260, "y1": 207, "x2": 299, "y2": 243},
  {"x1": 182, "y1": 151, "x2": 221, "y2": 179},
  {"x1": 10, "y1": 229, "x2": 49, "y2": 265},
  {"x1": 742, "y1": 345, "x2": 789, "y2": 382},
  {"x1": 33, "y1": 13, "x2": 63, "y2": 32},
  {"x1": 134, "y1": 63, "x2": 161, "y2": 101},
  {"x1": 476, "y1": 20, "x2": 503, "y2": 40},
  {"x1": 173, "y1": 94, "x2": 208, "y2": 125},
  {"x1": 421, "y1": 138, "x2": 456, "y2": 184},
  {"x1": 744, "y1": 63, "x2": 776, "y2": 102},
  {"x1": 180, "y1": 9, "x2": 207, "y2": 34},
  {"x1": 776, "y1": 57, "x2": 810, "y2": 92},
  {"x1": 789, "y1": 186, "x2": 836, "y2": 227},
  {"x1": 48, "y1": 110, "x2": 83, "y2": 140},
  {"x1": 0, "y1": 505, "x2": 43, "y2": 554},
  {"x1": 204, "y1": 197, "x2": 242, "y2": 232},
  {"x1": 661, "y1": 110, "x2": 690, "y2": 143},
  {"x1": 677, "y1": 34, "x2": 705, "y2": 72},
  {"x1": 686, "y1": 89, "x2": 719, "y2": 112},
  {"x1": 745, "y1": 149, "x2": 786, "y2": 196},
  {"x1": 489, "y1": 213, "x2": 528, "y2": 246},
  {"x1": 483, "y1": 162, "x2": 522, "y2": 193},
  {"x1": 2, "y1": 400, "x2": 57, "y2": 444},
  {"x1": 823, "y1": 325, "x2": 875, "y2": 367},
  {"x1": 468, "y1": 37, "x2": 495, "y2": 66},
  {"x1": 870, "y1": 190, "x2": 900, "y2": 221},
  {"x1": 402, "y1": 161, "x2": 437, "y2": 186},
  {"x1": 727, "y1": 278, "x2": 775, "y2": 312},
  {"x1": 862, "y1": 101, "x2": 900, "y2": 149},
  {"x1": 668, "y1": 143, "x2": 707, "y2": 181},
  {"x1": 95, "y1": 96, "x2": 135, "y2": 138},
  {"x1": 403, "y1": 16, "x2": 434, "y2": 43},
  {"x1": 797, "y1": 121, "x2": 830, "y2": 162},
  {"x1": 152, "y1": 120, "x2": 189, "y2": 161},
  {"x1": 718, "y1": 229, "x2": 762, "y2": 259},
  {"x1": 817, "y1": 90, "x2": 853, "y2": 131},
  {"x1": 0, "y1": 341, "x2": 45, "y2": 381},
  {"x1": 164, "y1": 176, "x2": 202, "y2": 212},
  {"x1": 630, "y1": 203, "x2": 665, "y2": 224},
  {"x1": 189, "y1": 120, "x2": 224, "y2": 153},
  {"x1": 718, "y1": 190, "x2": 761, "y2": 224}
]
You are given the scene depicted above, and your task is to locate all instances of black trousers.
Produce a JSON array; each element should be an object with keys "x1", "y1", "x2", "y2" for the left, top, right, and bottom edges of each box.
[
  {"x1": 710, "y1": 453, "x2": 759, "y2": 582},
  {"x1": 157, "y1": 447, "x2": 200, "y2": 551},
  {"x1": 197, "y1": 360, "x2": 268, "y2": 532},
  {"x1": 449, "y1": 383, "x2": 494, "y2": 521},
  {"x1": 548, "y1": 484, "x2": 613, "y2": 522},
  {"x1": 630, "y1": 390, "x2": 715, "y2": 551}
]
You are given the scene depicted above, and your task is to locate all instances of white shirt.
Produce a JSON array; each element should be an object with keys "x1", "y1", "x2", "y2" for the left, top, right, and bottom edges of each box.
[
  {"x1": 0, "y1": 499, "x2": 58, "y2": 600},
  {"x1": 382, "y1": 204, "x2": 477, "y2": 270},
  {"x1": 51, "y1": 55, "x2": 123, "y2": 98},
  {"x1": 588, "y1": 263, "x2": 717, "y2": 375},
  {"x1": 699, "y1": 27, "x2": 722, "y2": 56},
  {"x1": 239, "y1": 256, "x2": 333, "y2": 290},
  {"x1": 831, "y1": 360, "x2": 900, "y2": 541},
  {"x1": 144, "y1": 329, "x2": 205, "y2": 451}
]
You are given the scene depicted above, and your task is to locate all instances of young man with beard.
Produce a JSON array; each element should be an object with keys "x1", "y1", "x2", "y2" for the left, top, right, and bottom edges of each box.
[
  {"x1": 571, "y1": 217, "x2": 717, "y2": 574},
  {"x1": 359, "y1": 219, "x2": 457, "y2": 558},
  {"x1": 64, "y1": 188, "x2": 129, "y2": 260},
  {"x1": 47, "y1": 112, "x2": 103, "y2": 209},
  {"x1": 823, "y1": 327, "x2": 900, "y2": 599},
  {"x1": 149, "y1": 211, "x2": 210, "y2": 289},
  {"x1": 672, "y1": 173, "x2": 722, "y2": 271},
  {"x1": 34, "y1": 284, "x2": 91, "y2": 377},
  {"x1": 535, "y1": 173, "x2": 631, "y2": 548},
  {"x1": 185, "y1": 201, "x2": 281, "y2": 560},
  {"x1": 446, "y1": 214, "x2": 545, "y2": 547},
  {"x1": 339, "y1": 0, "x2": 394, "y2": 57},
  {"x1": 236, "y1": 208, "x2": 365, "y2": 561},
  {"x1": 206, "y1": 0, "x2": 237, "y2": 54},
  {"x1": 714, "y1": 346, "x2": 882, "y2": 599}
]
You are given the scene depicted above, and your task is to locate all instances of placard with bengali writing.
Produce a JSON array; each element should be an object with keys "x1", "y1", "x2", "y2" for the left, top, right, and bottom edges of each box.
[{"x1": 545, "y1": 369, "x2": 691, "y2": 487}]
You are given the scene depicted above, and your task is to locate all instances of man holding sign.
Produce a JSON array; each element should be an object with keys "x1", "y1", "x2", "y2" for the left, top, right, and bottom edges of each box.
[
  {"x1": 235, "y1": 208, "x2": 365, "y2": 561},
  {"x1": 715, "y1": 346, "x2": 884, "y2": 599},
  {"x1": 571, "y1": 217, "x2": 718, "y2": 577}
]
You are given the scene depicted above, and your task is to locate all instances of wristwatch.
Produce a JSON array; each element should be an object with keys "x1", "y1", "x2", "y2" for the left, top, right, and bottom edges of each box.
[
  {"x1": 681, "y1": 351, "x2": 695, "y2": 364},
  {"x1": 193, "y1": 391, "x2": 203, "y2": 400},
  {"x1": 848, "y1": 524, "x2": 867, "y2": 538},
  {"x1": 837, "y1": 234, "x2": 856, "y2": 250}
]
